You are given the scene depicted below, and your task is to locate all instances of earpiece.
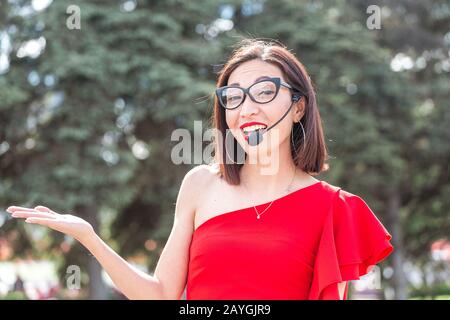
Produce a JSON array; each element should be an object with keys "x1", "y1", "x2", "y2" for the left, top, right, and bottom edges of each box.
[{"x1": 292, "y1": 93, "x2": 302, "y2": 102}]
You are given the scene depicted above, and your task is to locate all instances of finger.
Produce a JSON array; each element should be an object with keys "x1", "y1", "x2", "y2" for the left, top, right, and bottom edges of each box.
[
  {"x1": 26, "y1": 218, "x2": 65, "y2": 231},
  {"x1": 6, "y1": 206, "x2": 36, "y2": 213},
  {"x1": 12, "y1": 211, "x2": 56, "y2": 219},
  {"x1": 34, "y1": 206, "x2": 57, "y2": 214}
]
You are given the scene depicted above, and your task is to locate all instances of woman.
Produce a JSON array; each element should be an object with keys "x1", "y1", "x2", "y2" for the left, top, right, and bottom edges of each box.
[{"x1": 6, "y1": 39, "x2": 393, "y2": 300}]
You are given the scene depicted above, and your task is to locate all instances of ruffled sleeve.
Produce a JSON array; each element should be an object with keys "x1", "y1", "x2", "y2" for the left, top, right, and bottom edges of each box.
[{"x1": 308, "y1": 189, "x2": 394, "y2": 300}]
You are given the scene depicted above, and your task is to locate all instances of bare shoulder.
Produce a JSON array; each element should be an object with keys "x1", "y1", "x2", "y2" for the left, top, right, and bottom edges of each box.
[
  {"x1": 176, "y1": 164, "x2": 220, "y2": 219},
  {"x1": 185, "y1": 164, "x2": 219, "y2": 181},
  {"x1": 183, "y1": 164, "x2": 220, "y2": 189}
]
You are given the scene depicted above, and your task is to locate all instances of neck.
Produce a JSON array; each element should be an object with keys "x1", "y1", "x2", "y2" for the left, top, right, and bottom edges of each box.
[{"x1": 240, "y1": 139, "x2": 304, "y2": 198}]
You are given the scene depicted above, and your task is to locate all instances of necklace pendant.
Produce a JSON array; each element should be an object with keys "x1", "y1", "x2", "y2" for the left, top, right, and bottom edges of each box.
[{"x1": 257, "y1": 215, "x2": 260, "y2": 219}]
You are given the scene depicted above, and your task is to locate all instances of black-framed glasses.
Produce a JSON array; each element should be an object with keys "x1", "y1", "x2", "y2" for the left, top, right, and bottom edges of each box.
[{"x1": 215, "y1": 77, "x2": 297, "y2": 110}]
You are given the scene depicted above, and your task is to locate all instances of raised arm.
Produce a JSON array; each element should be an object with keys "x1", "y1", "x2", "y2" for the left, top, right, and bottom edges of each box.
[{"x1": 6, "y1": 165, "x2": 209, "y2": 300}]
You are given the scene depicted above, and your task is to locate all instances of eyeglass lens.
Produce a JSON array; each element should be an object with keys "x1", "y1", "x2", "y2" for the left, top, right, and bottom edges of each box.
[{"x1": 219, "y1": 80, "x2": 278, "y2": 109}]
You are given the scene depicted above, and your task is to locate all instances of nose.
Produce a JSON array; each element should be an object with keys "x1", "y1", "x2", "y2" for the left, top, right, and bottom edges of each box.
[{"x1": 239, "y1": 95, "x2": 260, "y2": 119}]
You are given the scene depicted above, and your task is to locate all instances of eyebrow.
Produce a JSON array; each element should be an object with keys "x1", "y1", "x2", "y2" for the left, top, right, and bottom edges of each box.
[{"x1": 228, "y1": 76, "x2": 272, "y2": 87}]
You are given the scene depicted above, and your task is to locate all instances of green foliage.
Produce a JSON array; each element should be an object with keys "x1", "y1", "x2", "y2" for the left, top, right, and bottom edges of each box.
[
  {"x1": 0, "y1": 0, "x2": 448, "y2": 299},
  {"x1": 1, "y1": 291, "x2": 29, "y2": 300}
]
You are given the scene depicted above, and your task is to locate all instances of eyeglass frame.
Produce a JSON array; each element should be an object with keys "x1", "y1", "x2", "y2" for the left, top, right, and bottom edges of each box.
[{"x1": 215, "y1": 77, "x2": 302, "y2": 110}]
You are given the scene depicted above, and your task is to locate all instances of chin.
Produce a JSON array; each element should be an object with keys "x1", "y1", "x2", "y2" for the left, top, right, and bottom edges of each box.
[{"x1": 243, "y1": 140, "x2": 282, "y2": 163}]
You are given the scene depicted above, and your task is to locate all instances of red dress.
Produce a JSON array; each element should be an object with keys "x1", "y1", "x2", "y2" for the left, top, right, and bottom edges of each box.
[{"x1": 186, "y1": 181, "x2": 394, "y2": 300}]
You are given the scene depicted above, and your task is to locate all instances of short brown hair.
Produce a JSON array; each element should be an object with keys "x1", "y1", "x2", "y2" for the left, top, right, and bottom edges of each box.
[{"x1": 212, "y1": 39, "x2": 329, "y2": 185}]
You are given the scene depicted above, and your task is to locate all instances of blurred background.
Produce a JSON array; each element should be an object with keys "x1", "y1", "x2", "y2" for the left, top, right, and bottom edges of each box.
[{"x1": 0, "y1": 0, "x2": 449, "y2": 300}]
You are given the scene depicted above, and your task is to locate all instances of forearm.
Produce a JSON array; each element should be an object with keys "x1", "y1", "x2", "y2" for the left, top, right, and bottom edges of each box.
[
  {"x1": 338, "y1": 282, "x2": 347, "y2": 300},
  {"x1": 81, "y1": 232, "x2": 165, "y2": 300}
]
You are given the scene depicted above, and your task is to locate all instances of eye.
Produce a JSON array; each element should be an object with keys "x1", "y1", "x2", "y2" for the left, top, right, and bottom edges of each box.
[
  {"x1": 257, "y1": 90, "x2": 275, "y2": 96},
  {"x1": 257, "y1": 89, "x2": 275, "y2": 97},
  {"x1": 227, "y1": 95, "x2": 242, "y2": 102}
]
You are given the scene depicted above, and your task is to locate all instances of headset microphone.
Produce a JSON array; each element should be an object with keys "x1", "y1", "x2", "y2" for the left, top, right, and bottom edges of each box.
[{"x1": 247, "y1": 93, "x2": 302, "y2": 147}]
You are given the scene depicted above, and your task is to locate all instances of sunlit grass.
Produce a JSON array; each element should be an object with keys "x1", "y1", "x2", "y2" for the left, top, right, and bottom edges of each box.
[{"x1": 410, "y1": 295, "x2": 450, "y2": 300}]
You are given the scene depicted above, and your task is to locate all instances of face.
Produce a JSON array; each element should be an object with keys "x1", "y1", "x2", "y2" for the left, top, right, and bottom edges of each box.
[{"x1": 224, "y1": 59, "x2": 304, "y2": 160}]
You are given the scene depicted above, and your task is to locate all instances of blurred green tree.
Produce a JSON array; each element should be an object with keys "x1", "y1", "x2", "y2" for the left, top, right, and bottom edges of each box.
[
  {"x1": 0, "y1": 0, "x2": 223, "y2": 299},
  {"x1": 348, "y1": 0, "x2": 450, "y2": 299},
  {"x1": 0, "y1": 0, "x2": 448, "y2": 300}
]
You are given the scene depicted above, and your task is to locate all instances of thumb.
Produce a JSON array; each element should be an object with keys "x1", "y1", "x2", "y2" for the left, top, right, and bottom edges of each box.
[{"x1": 34, "y1": 206, "x2": 53, "y2": 213}]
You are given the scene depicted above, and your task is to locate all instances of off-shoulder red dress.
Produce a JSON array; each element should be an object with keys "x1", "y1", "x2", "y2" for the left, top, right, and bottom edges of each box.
[{"x1": 186, "y1": 181, "x2": 394, "y2": 300}]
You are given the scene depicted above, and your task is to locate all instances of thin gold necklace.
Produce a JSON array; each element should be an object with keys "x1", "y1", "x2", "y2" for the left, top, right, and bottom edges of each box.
[{"x1": 246, "y1": 167, "x2": 297, "y2": 220}]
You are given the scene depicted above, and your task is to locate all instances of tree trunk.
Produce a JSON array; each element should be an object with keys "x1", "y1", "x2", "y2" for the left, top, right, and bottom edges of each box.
[
  {"x1": 88, "y1": 256, "x2": 109, "y2": 299},
  {"x1": 79, "y1": 204, "x2": 109, "y2": 299},
  {"x1": 387, "y1": 187, "x2": 408, "y2": 300}
]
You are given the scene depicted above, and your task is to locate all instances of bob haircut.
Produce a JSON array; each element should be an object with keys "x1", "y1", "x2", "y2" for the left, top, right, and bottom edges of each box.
[{"x1": 212, "y1": 39, "x2": 329, "y2": 185}]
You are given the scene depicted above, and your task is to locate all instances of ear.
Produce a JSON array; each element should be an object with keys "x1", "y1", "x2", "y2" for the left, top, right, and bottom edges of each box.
[{"x1": 293, "y1": 97, "x2": 305, "y2": 122}]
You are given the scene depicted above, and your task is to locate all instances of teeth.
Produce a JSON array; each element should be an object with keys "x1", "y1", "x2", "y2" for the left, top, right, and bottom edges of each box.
[{"x1": 242, "y1": 124, "x2": 267, "y2": 134}]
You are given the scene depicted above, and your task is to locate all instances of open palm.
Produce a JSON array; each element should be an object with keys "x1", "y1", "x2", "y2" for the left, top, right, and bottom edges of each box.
[{"x1": 6, "y1": 205, "x2": 94, "y2": 242}]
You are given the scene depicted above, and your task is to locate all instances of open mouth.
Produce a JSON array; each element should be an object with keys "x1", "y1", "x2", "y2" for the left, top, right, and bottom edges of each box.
[{"x1": 241, "y1": 124, "x2": 267, "y2": 141}]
